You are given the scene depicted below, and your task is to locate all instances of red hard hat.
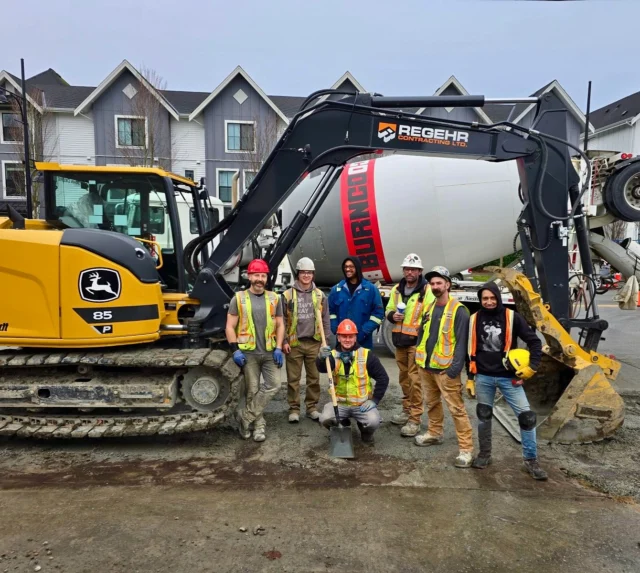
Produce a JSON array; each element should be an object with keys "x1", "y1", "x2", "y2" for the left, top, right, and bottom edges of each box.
[
  {"x1": 336, "y1": 319, "x2": 358, "y2": 335},
  {"x1": 247, "y1": 259, "x2": 270, "y2": 274}
]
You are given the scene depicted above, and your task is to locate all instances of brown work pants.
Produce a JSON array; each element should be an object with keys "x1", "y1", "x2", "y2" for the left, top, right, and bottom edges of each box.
[
  {"x1": 395, "y1": 345, "x2": 423, "y2": 424},
  {"x1": 286, "y1": 338, "x2": 322, "y2": 414},
  {"x1": 420, "y1": 368, "x2": 474, "y2": 452}
]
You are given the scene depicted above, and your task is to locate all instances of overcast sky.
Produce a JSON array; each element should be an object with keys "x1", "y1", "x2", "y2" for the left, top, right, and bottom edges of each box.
[{"x1": 3, "y1": 0, "x2": 637, "y2": 111}]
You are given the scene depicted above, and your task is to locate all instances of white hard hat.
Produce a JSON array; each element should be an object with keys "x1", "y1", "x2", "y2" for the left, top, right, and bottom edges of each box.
[
  {"x1": 401, "y1": 253, "x2": 423, "y2": 269},
  {"x1": 296, "y1": 257, "x2": 315, "y2": 272}
]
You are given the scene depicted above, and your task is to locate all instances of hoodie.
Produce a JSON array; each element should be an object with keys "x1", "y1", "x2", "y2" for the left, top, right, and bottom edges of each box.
[
  {"x1": 316, "y1": 342, "x2": 390, "y2": 404},
  {"x1": 283, "y1": 279, "x2": 331, "y2": 344},
  {"x1": 385, "y1": 275, "x2": 431, "y2": 347},
  {"x1": 328, "y1": 257, "x2": 385, "y2": 349},
  {"x1": 343, "y1": 256, "x2": 362, "y2": 294},
  {"x1": 470, "y1": 281, "x2": 543, "y2": 378}
]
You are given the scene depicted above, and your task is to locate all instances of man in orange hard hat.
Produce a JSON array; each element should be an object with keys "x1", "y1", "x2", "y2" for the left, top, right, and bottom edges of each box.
[
  {"x1": 225, "y1": 259, "x2": 285, "y2": 443},
  {"x1": 316, "y1": 319, "x2": 390, "y2": 445}
]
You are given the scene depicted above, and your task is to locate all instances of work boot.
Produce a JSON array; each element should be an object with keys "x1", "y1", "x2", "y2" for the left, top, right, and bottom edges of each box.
[
  {"x1": 306, "y1": 410, "x2": 320, "y2": 421},
  {"x1": 400, "y1": 421, "x2": 420, "y2": 437},
  {"x1": 357, "y1": 422, "x2": 375, "y2": 446},
  {"x1": 455, "y1": 451, "x2": 474, "y2": 468},
  {"x1": 288, "y1": 412, "x2": 300, "y2": 423},
  {"x1": 390, "y1": 412, "x2": 410, "y2": 426},
  {"x1": 236, "y1": 410, "x2": 251, "y2": 440},
  {"x1": 414, "y1": 432, "x2": 443, "y2": 446},
  {"x1": 523, "y1": 458, "x2": 548, "y2": 481},
  {"x1": 253, "y1": 427, "x2": 266, "y2": 442},
  {"x1": 472, "y1": 420, "x2": 492, "y2": 469}
]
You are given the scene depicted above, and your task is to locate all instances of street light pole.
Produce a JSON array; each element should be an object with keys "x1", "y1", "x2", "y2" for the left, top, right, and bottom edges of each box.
[{"x1": 20, "y1": 58, "x2": 33, "y2": 218}]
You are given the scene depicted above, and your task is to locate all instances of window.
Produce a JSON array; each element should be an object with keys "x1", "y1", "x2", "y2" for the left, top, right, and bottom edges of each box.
[
  {"x1": 1, "y1": 113, "x2": 22, "y2": 143},
  {"x1": 2, "y1": 162, "x2": 25, "y2": 199},
  {"x1": 218, "y1": 170, "x2": 237, "y2": 203},
  {"x1": 225, "y1": 121, "x2": 254, "y2": 152},
  {"x1": 116, "y1": 116, "x2": 146, "y2": 148},
  {"x1": 185, "y1": 169, "x2": 195, "y2": 181},
  {"x1": 244, "y1": 171, "x2": 257, "y2": 194}
]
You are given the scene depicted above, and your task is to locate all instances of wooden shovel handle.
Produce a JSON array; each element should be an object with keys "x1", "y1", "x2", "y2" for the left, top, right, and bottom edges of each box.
[{"x1": 316, "y1": 308, "x2": 339, "y2": 408}]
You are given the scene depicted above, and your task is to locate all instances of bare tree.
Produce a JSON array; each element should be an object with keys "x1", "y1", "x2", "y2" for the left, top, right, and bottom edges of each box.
[
  {"x1": 6, "y1": 88, "x2": 58, "y2": 217},
  {"x1": 113, "y1": 66, "x2": 172, "y2": 170},
  {"x1": 603, "y1": 219, "x2": 629, "y2": 242}
]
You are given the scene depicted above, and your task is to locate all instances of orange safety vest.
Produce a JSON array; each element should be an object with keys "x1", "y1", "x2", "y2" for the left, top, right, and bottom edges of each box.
[{"x1": 468, "y1": 308, "x2": 515, "y2": 374}]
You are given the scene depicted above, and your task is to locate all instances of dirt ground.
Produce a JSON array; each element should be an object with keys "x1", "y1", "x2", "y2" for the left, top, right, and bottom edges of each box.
[{"x1": 1, "y1": 293, "x2": 640, "y2": 572}]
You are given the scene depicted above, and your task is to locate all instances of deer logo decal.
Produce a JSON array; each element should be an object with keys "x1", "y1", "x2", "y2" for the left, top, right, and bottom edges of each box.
[{"x1": 79, "y1": 268, "x2": 121, "y2": 303}]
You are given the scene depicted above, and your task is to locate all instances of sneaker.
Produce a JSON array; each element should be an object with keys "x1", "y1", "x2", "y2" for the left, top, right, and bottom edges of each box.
[
  {"x1": 236, "y1": 411, "x2": 251, "y2": 440},
  {"x1": 306, "y1": 410, "x2": 320, "y2": 421},
  {"x1": 253, "y1": 428, "x2": 266, "y2": 442},
  {"x1": 414, "y1": 432, "x2": 444, "y2": 447},
  {"x1": 523, "y1": 458, "x2": 548, "y2": 481},
  {"x1": 471, "y1": 454, "x2": 492, "y2": 469},
  {"x1": 455, "y1": 451, "x2": 474, "y2": 468},
  {"x1": 400, "y1": 421, "x2": 421, "y2": 437},
  {"x1": 390, "y1": 412, "x2": 410, "y2": 426},
  {"x1": 288, "y1": 412, "x2": 300, "y2": 423}
]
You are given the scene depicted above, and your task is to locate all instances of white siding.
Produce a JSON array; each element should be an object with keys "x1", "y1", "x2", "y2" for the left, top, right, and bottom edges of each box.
[
  {"x1": 171, "y1": 118, "x2": 205, "y2": 182},
  {"x1": 586, "y1": 123, "x2": 636, "y2": 154},
  {"x1": 42, "y1": 115, "x2": 59, "y2": 160},
  {"x1": 57, "y1": 113, "x2": 95, "y2": 164}
]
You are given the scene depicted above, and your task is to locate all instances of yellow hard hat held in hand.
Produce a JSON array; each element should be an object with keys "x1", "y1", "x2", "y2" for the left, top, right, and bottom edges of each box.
[{"x1": 503, "y1": 349, "x2": 536, "y2": 380}]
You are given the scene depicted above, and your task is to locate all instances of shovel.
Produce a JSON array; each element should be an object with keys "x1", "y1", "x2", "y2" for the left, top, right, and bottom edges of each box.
[{"x1": 317, "y1": 309, "x2": 355, "y2": 459}]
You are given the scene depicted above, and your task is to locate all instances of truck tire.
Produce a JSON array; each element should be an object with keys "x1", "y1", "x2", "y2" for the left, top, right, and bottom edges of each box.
[
  {"x1": 603, "y1": 162, "x2": 640, "y2": 222},
  {"x1": 380, "y1": 319, "x2": 396, "y2": 356}
]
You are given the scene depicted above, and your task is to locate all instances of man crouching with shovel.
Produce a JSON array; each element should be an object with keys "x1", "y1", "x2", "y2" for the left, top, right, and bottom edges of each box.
[{"x1": 316, "y1": 319, "x2": 389, "y2": 448}]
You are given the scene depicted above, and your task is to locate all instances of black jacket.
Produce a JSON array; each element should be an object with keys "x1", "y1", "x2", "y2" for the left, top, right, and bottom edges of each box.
[
  {"x1": 468, "y1": 281, "x2": 543, "y2": 378},
  {"x1": 385, "y1": 276, "x2": 429, "y2": 348},
  {"x1": 316, "y1": 343, "x2": 389, "y2": 404}
]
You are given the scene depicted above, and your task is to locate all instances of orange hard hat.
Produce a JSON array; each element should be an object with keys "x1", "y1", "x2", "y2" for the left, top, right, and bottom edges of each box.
[
  {"x1": 247, "y1": 259, "x2": 270, "y2": 274},
  {"x1": 336, "y1": 319, "x2": 358, "y2": 335}
]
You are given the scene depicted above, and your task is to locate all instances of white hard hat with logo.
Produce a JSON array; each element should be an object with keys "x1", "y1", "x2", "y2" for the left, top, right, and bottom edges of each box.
[
  {"x1": 401, "y1": 253, "x2": 423, "y2": 269},
  {"x1": 295, "y1": 257, "x2": 316, "y2": 272}
]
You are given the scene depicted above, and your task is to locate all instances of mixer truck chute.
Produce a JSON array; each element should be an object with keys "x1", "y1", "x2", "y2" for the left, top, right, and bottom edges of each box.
[{"x1": 3, "y1": 88, "x2": 638, "y2": 443}]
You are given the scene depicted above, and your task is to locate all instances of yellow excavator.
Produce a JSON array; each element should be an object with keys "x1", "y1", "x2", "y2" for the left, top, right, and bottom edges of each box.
[{"x1": 0, "y1": 88, "x2": 635, "y2": 441}]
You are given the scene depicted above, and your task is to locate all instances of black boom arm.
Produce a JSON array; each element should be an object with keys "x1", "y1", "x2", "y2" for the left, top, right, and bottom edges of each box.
[{"x1": 189, "y1": 90, "x2": 598, "y2": 347}]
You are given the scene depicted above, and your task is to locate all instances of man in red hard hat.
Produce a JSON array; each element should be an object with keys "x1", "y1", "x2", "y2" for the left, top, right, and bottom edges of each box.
[
  {"x1": 226, "y1": 259, "x2": 285, "y2": 443},
  {"x1": 316, "y1": 319, "x2": 390, "y2": 445}
]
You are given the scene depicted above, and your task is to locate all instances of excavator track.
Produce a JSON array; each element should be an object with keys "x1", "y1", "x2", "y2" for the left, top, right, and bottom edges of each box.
[{"x1": 0, "y1": 346, "x2": 242, "y2": 439}]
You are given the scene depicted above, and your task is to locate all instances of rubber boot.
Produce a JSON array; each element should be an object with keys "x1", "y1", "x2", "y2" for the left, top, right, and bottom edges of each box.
[
  {"x1": 357, "y1": 422, "x2": 375, "y2": 446},
  {"x1": 471, "y1": 419, "x2": 492, "y2": 469}
]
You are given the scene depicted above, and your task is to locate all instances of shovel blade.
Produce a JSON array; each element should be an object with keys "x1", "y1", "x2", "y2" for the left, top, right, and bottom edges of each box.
[{"x1": 329, "y1": 425, "x2": 355, "y2": 458}]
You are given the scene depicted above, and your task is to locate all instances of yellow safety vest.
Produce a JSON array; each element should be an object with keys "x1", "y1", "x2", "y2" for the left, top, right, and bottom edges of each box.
[
  {"x1": 282, "y1": 287, "x2": 324, "y2": 346},
  {"x1": 386, "y1": 283, "x2": 435, "y2": 337},
  {"x1": 332, "y1": 348, "x2": 372, "y2": 406},
  {"x1": 415, "y1": 298, "x2": 465, "y2": 369},
  {"x1": 235, "y1": 290, "x2": 279, "y2": 351}
]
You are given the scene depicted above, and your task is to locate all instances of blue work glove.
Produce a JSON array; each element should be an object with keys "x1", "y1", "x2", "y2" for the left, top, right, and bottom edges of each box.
[
  {"x1": 318, "y1": 346, "x2": 332, "y2": 359},
  {"x1": 233, "y1": 349, "x2": 246, "y2": 367},
  {"x1": 273, "y1": 348, "x2": 284, "y2": 368},
  {"x1": 359, "y1": 399, "x2": 377, "y2": 412}
]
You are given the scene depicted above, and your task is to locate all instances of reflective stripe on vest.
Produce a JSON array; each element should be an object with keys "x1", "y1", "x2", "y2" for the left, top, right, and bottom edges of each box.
[
  {"x1": 415, "y1": 298, "x2": 463, "y2": 369},
  {"x1": 388, "y1": 284, "x2": 431, "y2": 337},
  {"x1": 235, "y1": 290, "x2": 279, "y2": 351},
  {"x1": 468, "y1": 308, "x2": 515, "y2": 374},
  {"x1": 332, "y1": 348, "x2": 372, "y2": 406},
  {"x1": 283, "y1": 287, "x2": 323, "y2": 346}
]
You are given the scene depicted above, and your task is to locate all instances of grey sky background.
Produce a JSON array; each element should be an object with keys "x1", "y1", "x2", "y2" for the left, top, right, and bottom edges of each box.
[{"x1": 2, "y1": 0, "x2": 638, "y2": 111}]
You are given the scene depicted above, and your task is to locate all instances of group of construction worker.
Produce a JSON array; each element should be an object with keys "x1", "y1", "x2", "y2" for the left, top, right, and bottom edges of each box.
[{"x1": 225, "y1": 253, "x2": 547, "y2": 481}]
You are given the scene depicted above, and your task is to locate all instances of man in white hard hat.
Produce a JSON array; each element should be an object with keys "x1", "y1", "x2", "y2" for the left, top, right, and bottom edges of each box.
[
  {"x1": 385, "y1": 253, "x2": 434, "y2": 437},
  {"x1": 282, "y1": 257, "x2": 331, "y2": 422}
]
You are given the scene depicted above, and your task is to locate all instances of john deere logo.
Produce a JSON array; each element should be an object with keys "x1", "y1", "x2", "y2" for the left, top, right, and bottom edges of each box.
[{"x1": 378, "y1": 122, "x2": 397, "y2": 143}]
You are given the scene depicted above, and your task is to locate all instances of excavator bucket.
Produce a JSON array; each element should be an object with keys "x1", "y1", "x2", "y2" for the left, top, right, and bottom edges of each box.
[{"x1": 490, "y1": 269, "x2": 625, "y2": 444}]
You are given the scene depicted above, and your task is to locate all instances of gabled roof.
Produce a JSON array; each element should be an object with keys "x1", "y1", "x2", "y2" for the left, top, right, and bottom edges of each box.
[
  {"x1": 512, "y1": 79, "x2": 593, "y2": 132},
  {"x1": 189, "y1": 66, "x2": 289, "y2": 124},
  {"x1": 0, "y1": 70, "x2": 44, "y2": 113},
  {"x1": 73, "y1": 59, "x2": 180, "y2": 120},
  {"x1": 27, "y1": 68, "x2": 68, "y2": 86},
  {"x1": 588, "y1": 89, "x2": 640, "y2": 131},
  {"x1": 330, "y1": 71, "x2": 366, "y2": 93},
  {"x1": 416, "y1": 75, "x2": 493, "y2": 124},
  {"x1": 269, "y1": 95, "x2": 307, "y2": 119},
  {"x1": 162, "y1": 89, "x2": 209, "y2": 116}
]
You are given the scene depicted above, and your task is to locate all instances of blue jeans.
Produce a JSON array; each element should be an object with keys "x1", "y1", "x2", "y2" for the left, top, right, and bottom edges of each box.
[{"x1": 475, "y1": 374, "x2": 537, "y2": 459}]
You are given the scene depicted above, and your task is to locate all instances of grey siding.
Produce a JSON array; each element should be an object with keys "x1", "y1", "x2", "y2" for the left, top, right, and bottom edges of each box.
[
  {"x1": 91, "y1": 69, "x2": 172, "y2": 169},
  {"x1": 518, "y1": 105, "x2": 583, "y2": 153},
  {"x1": 327, "y1": 78, "x2": 359, "y2": 101},
  {"x1": 202, "y1": 75, "x2": 279, "y2": 200},
  {"x1": 420, "y1": 85, "x2": 486, "y2": 124}
]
